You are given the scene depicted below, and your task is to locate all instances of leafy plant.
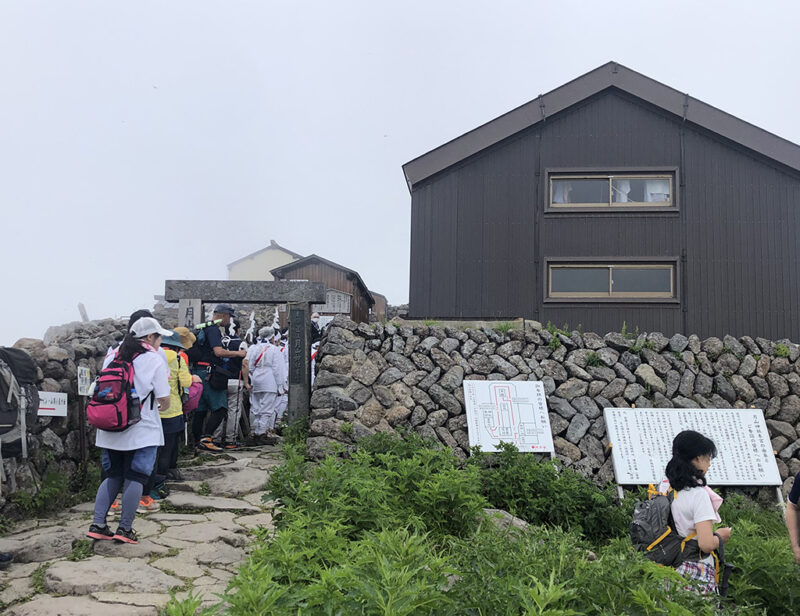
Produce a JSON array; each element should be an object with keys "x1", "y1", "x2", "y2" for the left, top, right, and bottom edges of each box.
[
  {"x1": 585, "y1": 352, "x2": 603, "y2": 368},
  {"x1": 495, "y1": 321, "x2": 514, "y2": 334},
  {"x1": 162, "y1": 590, "x2": 219, "y2": 616},
  {"x1": 423, "y1": 319, "x2": 439, "y2": 326},
  {"x1": 197, "y1": 482, "x2": 211, "y2": 496},
  {"x1": 549, "y1": 336, "x2": 563, "y2": 351},
  {"x1": 470, "y1": 442, "x2": 631, "y2": 545},
  {"x1": 31, "y1": 563, "x2": 50, "y2": 594},
  {"x1": 67, "y1": 538, "x2": 94, "y2": 561},
  {"x1": 776, "y1": 343, "x2": 790, "y2": 358},
  {"x1": 340, "y1": 421, "x2": 353, "y2": 436}
]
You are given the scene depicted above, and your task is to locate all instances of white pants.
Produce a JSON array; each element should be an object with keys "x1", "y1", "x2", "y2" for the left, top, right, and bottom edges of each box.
[
  {"x1": 214, "y1": 380, "x2": 243, "y2": 442},
  {"x1": 275, "y1": 393, "x2": 288, "y2": 424},
  {"x1": 250, "y1": 391, "x2": 279, "y2": 434}
]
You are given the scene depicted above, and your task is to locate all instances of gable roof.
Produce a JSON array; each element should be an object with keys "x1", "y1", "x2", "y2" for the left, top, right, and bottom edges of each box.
[
  {"x1": 270, "y1": 254, "x2": 375, "y2": 306},
  {"x1": 403, "y1": 61, "x2": 800, "y2": 190},
  {"x1": 227, "y1": 239, "x2": 304, "y2": 269}
]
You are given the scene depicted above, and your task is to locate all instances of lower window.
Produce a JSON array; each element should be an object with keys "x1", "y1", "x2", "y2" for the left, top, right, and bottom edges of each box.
[{"x1": 549, "y1": 263, "x2": 674, "y2": 299}]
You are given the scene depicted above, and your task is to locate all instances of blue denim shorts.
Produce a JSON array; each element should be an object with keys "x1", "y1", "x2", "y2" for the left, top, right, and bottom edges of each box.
[{"x1": 101, "y1": 446, "x2": 158, "y2": 486}]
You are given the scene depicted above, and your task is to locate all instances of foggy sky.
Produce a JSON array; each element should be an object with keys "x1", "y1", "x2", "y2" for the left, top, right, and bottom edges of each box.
[{"x1": 2, "y1": 0, "x2": 799, "y2": 346}]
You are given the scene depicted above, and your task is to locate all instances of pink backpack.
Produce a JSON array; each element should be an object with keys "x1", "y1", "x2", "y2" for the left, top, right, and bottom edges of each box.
[
  {"x1": 182, "y1": 381, "x2": 203, "y2": 414},
  {"x1": 87, "y1": 351, "x2": 152, "y2": 431}
]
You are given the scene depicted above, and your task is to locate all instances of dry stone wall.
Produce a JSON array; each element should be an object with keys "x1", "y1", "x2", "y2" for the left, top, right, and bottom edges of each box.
[{"x1": 309, "y1": 316, "x2": 800, "y2": 491}]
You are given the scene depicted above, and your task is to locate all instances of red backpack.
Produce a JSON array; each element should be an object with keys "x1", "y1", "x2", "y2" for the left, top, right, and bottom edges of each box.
[{"x1": 87, "y1": 351, "x2": 153, "y2": 431}]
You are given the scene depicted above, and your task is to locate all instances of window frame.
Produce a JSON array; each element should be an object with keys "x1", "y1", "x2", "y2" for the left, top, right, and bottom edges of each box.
[
  {"x1": 544, "y1": 167, "x2": 680, "y2": 214},
  {"x1": 544, "y1": 257, "x2": 680, "y2": 304}
]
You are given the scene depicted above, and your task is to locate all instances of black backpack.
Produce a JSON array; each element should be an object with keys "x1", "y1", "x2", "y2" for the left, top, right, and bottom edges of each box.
[{"x1": 0, "y1": 348, "x2": 39, "y2": 459}]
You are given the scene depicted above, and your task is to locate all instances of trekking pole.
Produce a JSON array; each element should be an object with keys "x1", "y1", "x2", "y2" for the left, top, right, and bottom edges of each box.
[{"x1": 715, "y1": 533, "x2": 733, "y2": 597}]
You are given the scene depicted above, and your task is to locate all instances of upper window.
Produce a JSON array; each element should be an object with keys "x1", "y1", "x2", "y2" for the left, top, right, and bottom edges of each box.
[
  {"x1": 549, "y1": 263, "x2": 674, "y2": 299},
  {"x1": 550, "y1": 173, "x2": 673, "y2": 208}
]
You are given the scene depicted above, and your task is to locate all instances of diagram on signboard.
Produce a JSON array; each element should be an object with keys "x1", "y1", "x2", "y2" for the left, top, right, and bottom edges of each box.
[{"x1": 464, "y1": 380, "x2": 553, "y2": 453}]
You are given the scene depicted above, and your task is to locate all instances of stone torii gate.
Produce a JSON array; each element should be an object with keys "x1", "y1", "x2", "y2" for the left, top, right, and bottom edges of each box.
[{"x1": 164, "y1": 280, "x2": 327, "y2": 423}]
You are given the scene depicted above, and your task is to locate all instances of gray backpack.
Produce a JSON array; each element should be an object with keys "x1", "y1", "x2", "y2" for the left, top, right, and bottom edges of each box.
[{"x1": 630, "y1": 489, "x2": 702, "y2": 566}]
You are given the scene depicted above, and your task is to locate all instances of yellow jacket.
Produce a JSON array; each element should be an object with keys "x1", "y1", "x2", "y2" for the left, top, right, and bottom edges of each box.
[{"x1": 162, "y1": 348, "x2": 192, "y2": 419}]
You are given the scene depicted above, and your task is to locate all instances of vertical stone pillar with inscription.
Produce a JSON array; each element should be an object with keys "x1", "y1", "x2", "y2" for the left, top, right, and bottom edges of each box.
[
  {"x1": 287, "y1": 304, "x2": 311, "y2": 424},
  {"x1": 178, "y1": 299, "x2": 203, "y2": 328}
]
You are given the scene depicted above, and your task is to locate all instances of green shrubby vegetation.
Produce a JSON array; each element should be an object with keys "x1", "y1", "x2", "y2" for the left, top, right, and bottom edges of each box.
[{"x1": 165, "y1": 433, "x2": 795, "y2": 615}]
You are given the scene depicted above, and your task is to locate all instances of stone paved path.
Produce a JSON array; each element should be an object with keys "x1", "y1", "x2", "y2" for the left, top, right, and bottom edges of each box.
[{"x1": 0, "y1": 445, "x2": 283, "y2": 615}]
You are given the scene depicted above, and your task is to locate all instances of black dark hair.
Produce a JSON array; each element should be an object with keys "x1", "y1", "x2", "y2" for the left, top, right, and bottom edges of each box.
[
  {"x1": 665, "y1": 430, "x2": 718, "y2": 491},
  {"x1": 127, "y1": 309, "x2": 154, "y2": 332},
  {"x1": 117, "y1": 333, "x2": 147, "y2": 362}
]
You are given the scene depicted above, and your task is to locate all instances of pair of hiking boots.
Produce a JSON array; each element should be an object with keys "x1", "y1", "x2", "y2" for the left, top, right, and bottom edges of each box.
[
  {"x1": 87, "y1": 524, "x2": 138, "y2": 544},
  {"x1": 196, "y1": 436, "x2": 243, "y2": 453}
]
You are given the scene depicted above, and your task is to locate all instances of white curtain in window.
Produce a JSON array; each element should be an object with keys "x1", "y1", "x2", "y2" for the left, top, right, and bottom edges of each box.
[
  {"x1": 644, "y1": 179, "x2": 670, "y2": 202},
  {"x1": 552, "y1": 181, "x2": 572, "y2": 204},
  {"x1": 612, "y1": 179, "x2": 631, "y2": 203}
]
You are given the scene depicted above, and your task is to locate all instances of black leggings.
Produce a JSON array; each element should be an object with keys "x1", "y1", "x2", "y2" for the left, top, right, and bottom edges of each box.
[
  {"x1": 157, "y1": 431, "x2": 181, "y2": 478},
  {"x1": 192, "y1": 408, "x2": 226, "y2": 442}
]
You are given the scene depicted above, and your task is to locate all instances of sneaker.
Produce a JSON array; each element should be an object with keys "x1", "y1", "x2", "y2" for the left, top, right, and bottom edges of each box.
[
  {"x1": 224, "y1": 441, "x2": 244, "y2": 450},
  {"x1": 86, "y1": 524, "x2": 115, "y2": 541},
  {"x1": 197, "y1": 437, "x2": 224, "y2": 453},
  {"x1": 150, "y1": 483, "x2": 169, "y2": 500},
  {"x1": 112, "y1": 527, "x2": 138, "y2": 544},
  {"x1": 137, "y1": 496, "x2": 161, "y2": 514},
  {"x1": 0, "y1": 552, "x2": 13, "y2": 570},
  {"x1": 108, "y1": 499, "x2": 121, "y2": 517}
]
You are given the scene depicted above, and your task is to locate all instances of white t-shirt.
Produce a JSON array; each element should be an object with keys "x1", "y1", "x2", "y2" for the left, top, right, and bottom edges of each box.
[
  {"x1": 246, "y1": 342, "x2": 284, "y2": 393},
  {"x1": 95, "y1": 347, "x2": 169, "y2": 451},
  {"x1": 659, "y1": 479, "x2": 720, "y2": 566}
]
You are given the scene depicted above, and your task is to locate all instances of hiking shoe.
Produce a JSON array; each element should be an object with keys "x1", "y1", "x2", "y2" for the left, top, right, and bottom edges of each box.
[
  {"x1": 0, "y1": 552, "x2": 13, "y2": 570},
  {"x1": 108, "y1": 499, "x2": 121, "y2": 517},
  {"x1": 112, "y1": 527, "x2": 138, "y2": 544},
  {"x1": 87, "y1": 524, "x2": 115, "y2": 541},
  {"x1": 224, "y1": 441, "x2": 244, "y2": 450},
  {"x1": 150, "y1": 483, "x2": 169, "y2": 500},
  {"x1": 137, "y1": 496, "x2": 161, "y2": 514},
  {"x1": 197, "y1": 437, "x2": 224, "y2": 453},
  {"x1": 166, "y1": 469, "x2": 184, "y2": 481}
]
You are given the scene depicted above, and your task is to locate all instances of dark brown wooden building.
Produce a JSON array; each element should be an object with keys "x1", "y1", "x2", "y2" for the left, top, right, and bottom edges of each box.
[
  {"x1": 271, "y1": 255, "x2": 375, "y2": 324},
  {"x1": 403, "y1": 61, "x2": 800, "y2": 340}
]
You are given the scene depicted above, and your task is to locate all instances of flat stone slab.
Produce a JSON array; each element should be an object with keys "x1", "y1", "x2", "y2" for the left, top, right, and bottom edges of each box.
[
  {"x1": 164, "y1": 492, "x2": 258, "y2": 512},
  {"x1": 241, "y1": 490, "x2": 271, "y2": 508},
  {"x1": 204, "y1": 467, "x2": 268, "y2": 497},
  {"x1": 8, "y1": 596, "x2": 158, "y2": 616},
  {"x1": 1, "y1": 561, "x2": 40, "y2": 580},
  {"x1": 193, "y1": 542, "x2": 246, "y2": 567},
  {"x1": 43, "y1": 558, "x2": 183, "y2": 594},
  {"x1": 160, "y1": 521, "x2": 246, "y2": 547},
  {"x1": 0, "y1": 576, "x2": 33, "y2": 605},
  {"x1": 148, "y1": 513, "x2": 209, "y2": 523},
  {"x1": 151, "y1": 555, "x2": 206, "y2": 579},
  {"x1": 0, "y1": 527, "x2": 78, "y2": 562},
  {"x1": 93, "y1": 538, "x2": 169, "y2": 558},
  {"x1": 91, "y1": 592, "x2": 172, "y2": 608},
  {"x1": 69, "y1": 501, "x2": 96, "y2": 513},
  {"x1": 234, "y1": 513, "x2": 274, "y2": 530}
]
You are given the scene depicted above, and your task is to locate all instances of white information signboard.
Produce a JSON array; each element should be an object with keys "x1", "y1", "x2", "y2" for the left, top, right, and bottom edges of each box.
[
  {"x1": 77, "y1": 366, "x2": 92, "y2": 397},
  {"x1": 38, "y1": 392, "x2": 68, "y2": 417},
  {"x1": 605, "y1": 407, "x2": 781, "y2": 486},
  {"x1": 463, "y1": 380, "x2": 553, "y2": 453},
  {"x1": 312, "y1": 290, "x2": 352, "y2": 314}
]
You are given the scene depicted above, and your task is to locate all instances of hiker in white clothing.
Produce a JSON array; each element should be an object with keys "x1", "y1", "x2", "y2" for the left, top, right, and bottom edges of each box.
[{"x1": 242, "y1": 327, "x2": 284, "y2": 439}]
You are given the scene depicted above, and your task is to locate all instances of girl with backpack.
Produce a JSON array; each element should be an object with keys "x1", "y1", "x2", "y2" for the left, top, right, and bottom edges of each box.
[
  {"x1": 86, "y1": 317, "x2": 171, "y2": 544},
  {"x1": 659, "y1": 430, "x2": 732, "y2": 594}
]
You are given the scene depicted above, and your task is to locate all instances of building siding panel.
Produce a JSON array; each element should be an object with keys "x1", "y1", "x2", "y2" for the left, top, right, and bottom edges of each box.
[{"x1": 408, "y1": 88, "x2": 800, "y2": 339}]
